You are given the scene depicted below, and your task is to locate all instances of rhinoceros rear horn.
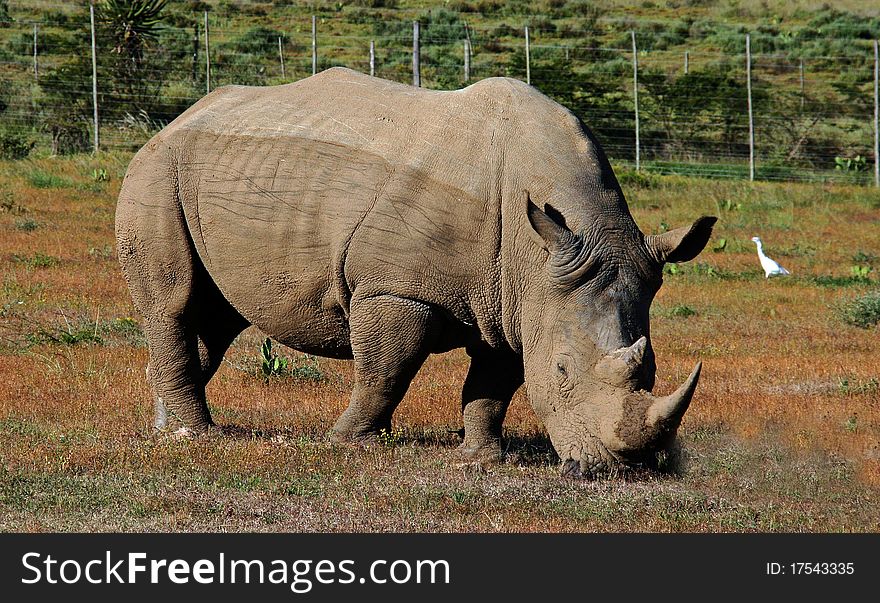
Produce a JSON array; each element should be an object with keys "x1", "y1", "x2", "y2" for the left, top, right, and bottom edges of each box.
[
  {"x1": 594, "y1": 337, "x2": 647, "y2": 386},
  {"x1": 645, "y1": 362, "x2": 702, "y2": 432}
]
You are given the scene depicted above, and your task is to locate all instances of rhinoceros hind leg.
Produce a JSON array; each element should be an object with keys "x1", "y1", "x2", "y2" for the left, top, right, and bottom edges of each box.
[
  {"x1": 331, "y1": 295, "x2": 440, "y2": 442},
  {"x1": 148, "y1": 274, "x2": 249, "y2": 432},
  {"x1": 456, "y1": 347, "x2": 523, "y2": 463},
  {"x1": 144, "y1": 315, "x2": 213, "y2": 433}
]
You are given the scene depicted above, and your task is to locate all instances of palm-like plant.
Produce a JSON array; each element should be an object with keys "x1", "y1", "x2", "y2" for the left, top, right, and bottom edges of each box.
[{"x1": 98, "y1": 0, "x2": 168, "y2": 61}]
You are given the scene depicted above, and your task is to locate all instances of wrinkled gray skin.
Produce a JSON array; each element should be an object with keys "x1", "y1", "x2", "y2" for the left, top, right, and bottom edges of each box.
[{"x1": 116, "y1": 68, "x2": 716, "y2": 478}]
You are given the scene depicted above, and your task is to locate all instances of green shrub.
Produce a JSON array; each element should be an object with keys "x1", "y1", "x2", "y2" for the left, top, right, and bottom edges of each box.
[
  {"x1": 837, "y1": 290, "x2": 880, "y2": 329},
  {"x1": 0, "y1": 129, "x2": 35, "y2": 160},
  {"x1": 15, "y1": 218, "x2": 39, "y2": 232}
]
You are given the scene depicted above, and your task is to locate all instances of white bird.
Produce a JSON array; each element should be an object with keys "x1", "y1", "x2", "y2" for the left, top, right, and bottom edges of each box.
[{"x1": 751, "y1": 236, "x2": 790, "y2": 278}]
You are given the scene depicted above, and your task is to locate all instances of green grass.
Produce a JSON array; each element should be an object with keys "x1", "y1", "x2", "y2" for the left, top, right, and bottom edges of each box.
[
  {"x1": 11, "y1": 252, "x2": 60, "y2": 269},
  {"x1": 25, "y1": 169, "x2": 73, "y2": 189}
]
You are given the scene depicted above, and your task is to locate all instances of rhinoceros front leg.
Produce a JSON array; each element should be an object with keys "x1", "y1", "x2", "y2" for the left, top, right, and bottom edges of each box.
[
  {"x1": 457, "y1": 346, "x2": 524, "y2": 463},
  {"x1": 331, "y1": 294, "x2": 440, "y2": 443}
]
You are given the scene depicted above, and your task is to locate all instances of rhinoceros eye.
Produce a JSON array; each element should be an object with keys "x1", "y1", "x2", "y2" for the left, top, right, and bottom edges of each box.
[{"x1": 555, "y1": 358, "x2": 573, "y2": 392}]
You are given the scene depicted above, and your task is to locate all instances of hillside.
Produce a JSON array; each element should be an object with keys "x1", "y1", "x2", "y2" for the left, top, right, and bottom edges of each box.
[{"x1": 1, "y1": 0, "x2": 880, "y2": 181}]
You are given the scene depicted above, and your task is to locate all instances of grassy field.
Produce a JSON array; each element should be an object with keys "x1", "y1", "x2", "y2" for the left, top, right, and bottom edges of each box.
[{"x1": 0, "y1": 152, "x2": 878, "y2": 532}]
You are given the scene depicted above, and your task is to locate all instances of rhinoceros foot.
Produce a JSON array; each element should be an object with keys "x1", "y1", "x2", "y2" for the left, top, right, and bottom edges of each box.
[{"x1": 452, "y1": 443, "x2": 503, "y2": 466}]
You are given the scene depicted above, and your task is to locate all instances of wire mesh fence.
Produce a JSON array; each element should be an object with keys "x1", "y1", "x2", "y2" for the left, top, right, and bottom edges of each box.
[{"x1": 0, "y1": 1, "x2": 878, "y2": 185}]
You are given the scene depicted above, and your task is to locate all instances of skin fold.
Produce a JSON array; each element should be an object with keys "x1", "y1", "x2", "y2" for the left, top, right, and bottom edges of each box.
[{"x1": 116, "y1": 68, "x2": 716, "y2": 477}]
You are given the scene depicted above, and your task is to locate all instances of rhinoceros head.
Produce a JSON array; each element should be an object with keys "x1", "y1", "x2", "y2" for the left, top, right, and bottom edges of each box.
[{"x1": 521, "y1": 197, "x2": 716, "y2": 478}]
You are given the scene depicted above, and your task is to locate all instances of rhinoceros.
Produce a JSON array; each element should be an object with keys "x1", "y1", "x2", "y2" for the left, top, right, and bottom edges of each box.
[{"x1": 116, "y1": 67, "x2": 716, "y2": 478}]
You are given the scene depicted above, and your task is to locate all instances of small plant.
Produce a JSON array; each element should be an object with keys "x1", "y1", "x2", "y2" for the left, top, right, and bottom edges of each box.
[
  {"x1": 717, "y1": 199, "x2": 741, "y2": 212},
  {"x1": 692, "y1": 262, "x2": 721, "y2": 278},
  {"x1": 850, "y1": 265, "x2": 873, "y2": 280},
  {"x1": 712, "y1": 237, "x2": 727, "y2": 252},
  {"x1": 260, "y1": 337, "x2": 289, "y2": 380},
  {"x1": 669, "y1": 304, "x2": 696, "y2": 318},
  {"x1": 837, "y1": 290, "x2": 880, "y2": 328},
  {"x1": 288, "y1": 354, "x2": 325, "y2": 382},
  {"x1": 843, "y1": 416, "x2": 858, "y2": 433},
  {"x1": 834, "y1": 155, "x2": 867, "y2": 172},
  {"x1": 92, "y1": 168, "x2": 109, "y2": 182},
  {"x1": 15, "y1": 218, "x2": 39, "y2": 232},
  {"x1": 664, "y1": 264, "x2": 680, "y2": 275}
]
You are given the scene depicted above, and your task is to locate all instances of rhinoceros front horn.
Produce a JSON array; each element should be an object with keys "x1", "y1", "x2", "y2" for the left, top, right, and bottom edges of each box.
[{"x1": 646, "y1": 361, "x2": 702, "y2": 431}]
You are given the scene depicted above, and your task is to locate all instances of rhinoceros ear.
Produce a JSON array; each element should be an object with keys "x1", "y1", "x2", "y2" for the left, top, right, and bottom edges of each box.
[
  {"x1": 526, "y1": 195, "x2": 577, "y2": 254},
  {"x1": 646, "y1": 216, "x2": 717, "y2": 264}
]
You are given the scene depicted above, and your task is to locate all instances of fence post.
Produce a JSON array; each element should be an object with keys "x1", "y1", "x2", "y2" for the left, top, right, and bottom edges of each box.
[
  {"x1": 369, "y1": 40, "x2": 375, "y2": 77},
  {"x1": 89, "y1": 3, "x2": 99, "y2": 153},
  {"x1": 33, "y1": 24, "x2": 38, "y2": 79},
  {"x1": 524, "y1": 26, "x2": 530, "y2": 85},
  {"x1": 631, "y1": 31, "x2": 640, "y2": 172},
  {"x1": 746, "y1": 33, "x2": 755, "y2": 182},
  {"x1": 204, "y1": 11, "x2": 211, "y2": 94},
  {"x1": 192, "y1": 24, "x2": 199, "y2": 82},
  {"x1": 312, "y1": 15, "x2": 317, "y2": 75},
  {"x1": 278, "y1": 37, "x2": 285, "y2": 78},
  {"x1": 684, "y1": 49, "x2": 689, "y2": 74},
  {"x1": 413, "y1": 21, "x2": 420, "y2": 87},
  {"x1": 799, "y1": 58, "x2": 805, "y2": 111},
  {"x1": 874, "y1": 39, "x2": 879, "y2": 188},
  {"x1": 464, "y1": 21, "x2": 472, "y2": 64},
  {"x1": 464, "y1": 38, "x2": 470, "y2": 82}
]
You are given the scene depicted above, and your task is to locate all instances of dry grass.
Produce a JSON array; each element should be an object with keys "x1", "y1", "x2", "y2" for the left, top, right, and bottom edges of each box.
[{"x1": 0, "y1": 154, "x2": 878, "y2": 532}]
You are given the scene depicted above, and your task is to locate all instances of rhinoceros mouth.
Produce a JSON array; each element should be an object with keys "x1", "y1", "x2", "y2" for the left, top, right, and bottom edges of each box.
[
  {"x1": 558, "y1": 434, "x2": 626, "y2": 480},
  {"x1": 558, "y1": 433, "x2": 676, "y2": 480}
]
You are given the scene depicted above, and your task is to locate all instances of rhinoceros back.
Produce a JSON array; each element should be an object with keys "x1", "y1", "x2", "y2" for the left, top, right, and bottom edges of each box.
[{"x1": 122, "y1": 68, "x2": 586, "y2": 355}]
